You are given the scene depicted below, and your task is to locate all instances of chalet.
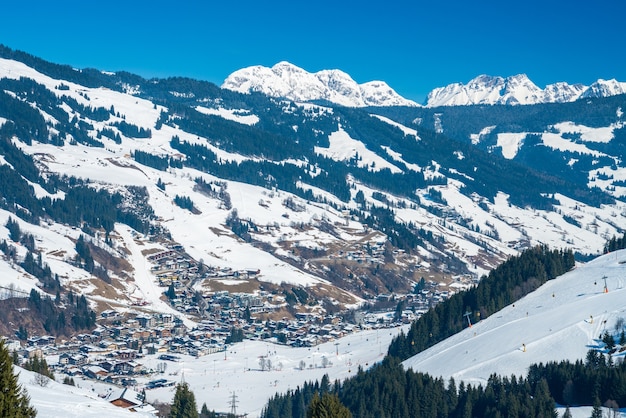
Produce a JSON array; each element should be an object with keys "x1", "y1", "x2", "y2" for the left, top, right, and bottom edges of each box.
[
  {"x1": 2, "y1": 339, "x2": 21, "y2": 352},
  {"x1": 100, "y1": 310, "x2": 120, "y2": 319},
  {"x1": 79, "y1": 344, "x2": 108, "y2": 355},
  {"x1": 113, "y1": 361, "x2": 142, "y2": 374},
  {"x1": 156, "y1": 327, "x2": 172, "y2": 338},
  {"x1": 59, "y1": 353, "x2": 88, "y2": 366},
  {"x1": 160, "y1": 313, "x2": 174, "y2": 327},
  {"x1": 112, "y1": 349, "x2": 137, "y2": 360},
  {"x1": 136, "y1": 314, "x2": 156, "y2": 328},
  {"x1": 84, "y1": 365, "x2": 108, "y2": 379},
  {"x1": 27, "y1": 336, "x2": 55, "y2": 347},
  {"x1": 64, "y1": 365, "x2": 82, "y2": 376},
  {"x1": 107, "y1": 387, "x2": 145, "y2": 410},
  {"x1": 147, "y1": 250, "x2": 177, "y2": 262},
  {"x1": 91, "y1": 327, "x2": 109, "y2": 339},
  {"x1": 98, "y1": 360, "x2": 116, "y2": 372},
  {"x1": 21, "y1": 347, "x2": 43, "y2": 359},
  {"x1": 99, "y1": 340, "x2": 119, "y2": 351}
]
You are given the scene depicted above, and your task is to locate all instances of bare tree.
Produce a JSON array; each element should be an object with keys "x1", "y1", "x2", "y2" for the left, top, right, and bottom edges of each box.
[
  {"x1": 321, "y1": 356, "x2": 329, "y2": 368},
  {"x1": 604, "y1": 400, "x2": 619, "y2": 418},
  {"x1": 33, "y1": 372, "x2": 50, "y2": 387}
]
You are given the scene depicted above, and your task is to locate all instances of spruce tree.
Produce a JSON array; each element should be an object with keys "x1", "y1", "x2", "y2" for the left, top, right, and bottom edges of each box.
[
  {"x1": 306, "y1": 393, "x2": 351, "y2": 418},
  {"x1": 0, "y1": 340, "x2": 37, "y2": 417},
  {"x1": 562, "y1": 406, "x2": 572, "y2": 418},
  {"x1": 170, "y1": 382, "x2": 198, "y2": 418},
  {"x1": 590, "y1": 397, "x2": 603, "y2": 418}
]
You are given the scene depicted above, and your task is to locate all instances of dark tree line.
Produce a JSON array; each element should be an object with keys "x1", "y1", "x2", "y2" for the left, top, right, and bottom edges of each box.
[
  {"x1": 133, "y1": 150, "x2": 170, "y2": 171},
  {"x1": 74, "y1": 235, "x2": 110, "y2": 283},
  {"x1": 530, "y1": 350, "x2": 626, "y2": 408},
  {"x1": 20, "y1": 251, "x2": 60, "y2": 292},
  {"x1": 112, "y1": 120, "x2": 151, "y2": 138},
  {"x1": 174, "y1": 195, "x2": 195, "y2": 212},
  {"x1": 604, "y1": 233, "x2": 626, "y2": 253},
  {"x1": 261, "y1": 336, "x2": 626, "y2": 418},
  {"x1": 261, "y1": 357, "x2": 556, "y2": 418}
]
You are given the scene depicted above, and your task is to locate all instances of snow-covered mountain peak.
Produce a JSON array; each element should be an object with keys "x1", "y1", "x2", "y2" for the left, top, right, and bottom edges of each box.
[
  {"x1": 270, "y1": 61, "x2": 314, "y2": 80},
  {"x1": 580, "y1": 78, "x2": 626, "y2": 99},
  {"x1": 426, "y1": 74, "x2": 626, "y2": 107},
  {"x1": 222, "y1": 62, "x2": 419, "y2": 108},
  {"x1": 427, "y1": 73, "x2": 544, "y2": 107}
]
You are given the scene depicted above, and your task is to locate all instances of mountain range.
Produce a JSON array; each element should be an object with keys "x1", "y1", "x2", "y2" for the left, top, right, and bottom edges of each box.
[
  {"x1": 223, "y1": 62, "x2": 626, "y2": 107},
  {"x1": 425, "y1": 74, "x2": 626, "y2": 107},
  {"x1": 1, "y1": 44, "x2": 626, "y2": 416}
]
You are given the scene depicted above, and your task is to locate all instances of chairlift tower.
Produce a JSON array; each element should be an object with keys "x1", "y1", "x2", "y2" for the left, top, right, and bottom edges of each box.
[
  {"x1": 463, "y1": 311, "x2": 473, "y2": 328},
  {"x1": 603, "y1": 275, "x2": 609, "y2": 293}
]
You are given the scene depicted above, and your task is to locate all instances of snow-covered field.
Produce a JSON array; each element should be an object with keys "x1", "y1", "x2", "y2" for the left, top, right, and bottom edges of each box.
[{"x1": 141, "y1": 326, "x2": 407, "y2": 416}]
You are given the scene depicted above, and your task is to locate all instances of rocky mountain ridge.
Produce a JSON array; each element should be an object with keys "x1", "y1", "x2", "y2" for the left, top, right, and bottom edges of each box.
[
  {"x1": 426, "y1": 73, "x2": 626, "y2": 107},
  {"x1": 223, "y1": 62, "x2": 626, "y2": 108},
  {"x1": 222, "y1": 61, "x2": 419, "y2": 107}
]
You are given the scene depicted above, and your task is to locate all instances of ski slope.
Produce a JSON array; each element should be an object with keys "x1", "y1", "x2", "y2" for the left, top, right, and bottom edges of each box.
[{"x1": 403, "y1": 249, "x2": 626, "y2": 415}]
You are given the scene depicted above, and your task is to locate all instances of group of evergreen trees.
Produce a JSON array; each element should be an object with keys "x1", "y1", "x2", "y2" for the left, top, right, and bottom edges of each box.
[
  {"x1": 261, "y1": 357, "x2": 556, "y2": 418},
  {"x1": 171, "y1": 380, "x2": 350, "y2": 418},
  {"x1": 604, "y1": 233, "x2": 626, "y2": 253},
  {"x1": 529, "y1": 349, "x2": 626, "y2": 408},
  {"x1": 25, "y1": 289, "x2": 96, "y2": 335}
]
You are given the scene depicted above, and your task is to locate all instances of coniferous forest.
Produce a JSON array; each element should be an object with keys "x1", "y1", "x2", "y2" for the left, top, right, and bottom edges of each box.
[{"x1": 261, "y1": 357, "x2": 558, "y2": 418}]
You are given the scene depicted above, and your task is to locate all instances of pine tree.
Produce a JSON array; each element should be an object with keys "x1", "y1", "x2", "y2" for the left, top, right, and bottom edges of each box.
[
  {"x1": 306, "y1": 393, "x2": 351, "y2": 418},
  {"x1": 0, "y1": 340, "x2": 37, "y2": 417},
  {"x1": 590, "y1": 397, "x2": 603, "y2": 418},
  {"x1": 170, "y1": 382, "x2": 198, "y2": 418},
  {"x1": 199, "y1": 403, "x2": 216, "y2": 418}
]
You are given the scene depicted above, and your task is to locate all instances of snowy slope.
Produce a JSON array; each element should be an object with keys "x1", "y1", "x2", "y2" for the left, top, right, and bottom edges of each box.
[
  {"x1": 137, "y1": 325, "x2": 407, "y2": 417},
  {"x1": 222, "y1": 61, "x2": 418, "y2": 107},
  {"x1": 17, "y1": 367, "x2": 154, "y2": 418},
  {"x1": 403, "y1": 249, "x2": 626, "y2": 386}
]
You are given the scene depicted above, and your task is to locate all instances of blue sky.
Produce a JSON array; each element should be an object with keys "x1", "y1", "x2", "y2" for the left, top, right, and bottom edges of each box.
[{"x1": 2, "y1": 0, "x2": 625, "y2": 103}]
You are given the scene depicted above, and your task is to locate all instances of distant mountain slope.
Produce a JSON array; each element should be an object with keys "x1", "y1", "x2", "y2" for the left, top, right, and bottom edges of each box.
[
  {"x1": 402, "y1": 249, "x2": 626, "y2": 385},
  {"x1": 0, "y1": 44, "x2": 623, "y2": 330},
  {"x1": 222, "y1": 61, "x2": 419, "y2": 107},
  {"x1": 425, "y1": 74, "x2": 626, "y2": 107}
]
